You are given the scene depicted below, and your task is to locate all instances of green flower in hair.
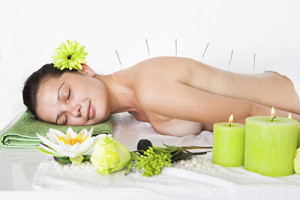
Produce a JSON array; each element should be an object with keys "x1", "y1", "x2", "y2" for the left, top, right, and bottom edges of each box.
[{"x1": 52, "y1": 40, "x2": 88, "y2": 70}]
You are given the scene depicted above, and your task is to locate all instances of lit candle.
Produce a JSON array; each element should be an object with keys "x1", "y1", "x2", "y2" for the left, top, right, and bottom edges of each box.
[
  {"x1": 244, "y1": 107, "x2": 298, "y2": 176},
  {"x1": 288, "y1": 113, "x2": 300, "y2": 148},
  {"x1": 213, "y1": 114, "x2": 245, "y2": 167}
]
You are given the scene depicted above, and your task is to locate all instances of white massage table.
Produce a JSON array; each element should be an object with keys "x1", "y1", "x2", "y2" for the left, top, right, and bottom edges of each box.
[{"x1": 0, "y1": 112, "x2": 295, "y2": 200}]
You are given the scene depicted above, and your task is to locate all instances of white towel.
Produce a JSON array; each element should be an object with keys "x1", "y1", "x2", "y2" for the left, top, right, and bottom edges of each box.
[
  {"x1": 112, "y1": 113, "x2": 213, "y2": 151},
  {"x1": 265, "y1": 65, "x2": 300, "y2": 101},
  {"x1": 33, "y1": 113, "x2": 300, "y2": 200}
]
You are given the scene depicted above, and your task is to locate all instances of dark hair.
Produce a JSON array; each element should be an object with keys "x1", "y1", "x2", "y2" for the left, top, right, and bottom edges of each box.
[{"x1": 22, "y1": 63, "x2": 75, "y2": 118}]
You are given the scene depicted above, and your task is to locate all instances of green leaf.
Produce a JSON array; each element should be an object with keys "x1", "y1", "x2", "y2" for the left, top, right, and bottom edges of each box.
[
  {"x1": 181, "y1": 146, "x2": 213, "y2": 150},
  {"x1": 54, "y1": 156, "x2": 72, "y2": 165},
  {"x1": 130, "y1": 151, "x2": 140, "y2": 160},
  {"x1": 163, "y1": 143, "x2": 180, "y2": 151},
  {"x1": 124, "y1": 161, "x2": 133, "y2": 176},
  {"x1": 83, "y1": 155, "x2": 91, "y2": 161},
  {"x1": 153, "y1": 146, "x2": 171, "y2": 154}
]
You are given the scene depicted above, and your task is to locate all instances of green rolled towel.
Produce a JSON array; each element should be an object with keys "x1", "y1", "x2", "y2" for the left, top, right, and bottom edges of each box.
[{"x1": 0, "y1": 110, "x2": 113, "y2": 149}]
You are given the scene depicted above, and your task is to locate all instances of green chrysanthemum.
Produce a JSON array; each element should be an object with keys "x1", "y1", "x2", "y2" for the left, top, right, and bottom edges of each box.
[{"x1": 52, "y1": 40, "x2": 88, "y2": 70}]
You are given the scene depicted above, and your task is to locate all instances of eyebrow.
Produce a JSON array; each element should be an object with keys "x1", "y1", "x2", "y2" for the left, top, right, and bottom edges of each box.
[
  {"x1": 56, "y1": 82, "x2": 65, "y2": 124},
  {"x1": 57, "y1": 81, "x2": 65, "y2": 101}
]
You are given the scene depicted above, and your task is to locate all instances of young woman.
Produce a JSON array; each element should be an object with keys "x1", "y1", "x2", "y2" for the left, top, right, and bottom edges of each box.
[{"x1": 23, "y1": 56, "x2": 300, "y2": 137}]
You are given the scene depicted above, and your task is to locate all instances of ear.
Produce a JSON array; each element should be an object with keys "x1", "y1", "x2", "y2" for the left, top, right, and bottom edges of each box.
[{"x1": 78, "y1": 63, "x2": 95, "y2": 77}]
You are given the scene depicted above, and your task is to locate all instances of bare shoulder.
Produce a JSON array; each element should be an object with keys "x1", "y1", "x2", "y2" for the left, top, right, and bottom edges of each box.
[
  {"x1": 132, "y1": 56, "x2": 197, "y2": 87},
  {"x1": 136, "y1": 56, "x2": 196, "y2": 65},
  {"x1": 132, "y1": 56, "x2": 197, "y2": 77},
  {"x1": 132, "y1": 56, "x2": 197, "y2": 108}
]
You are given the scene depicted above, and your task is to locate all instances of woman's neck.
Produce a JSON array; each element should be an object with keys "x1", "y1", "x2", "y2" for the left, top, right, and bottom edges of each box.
[{"x1": 94, "y1": 71, "x2": 139, "y2": 114}]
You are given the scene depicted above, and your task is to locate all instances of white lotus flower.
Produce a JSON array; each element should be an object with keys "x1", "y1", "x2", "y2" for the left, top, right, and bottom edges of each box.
[{"x1": 36, "y1": 127, "x2": 107, "y2": 163}]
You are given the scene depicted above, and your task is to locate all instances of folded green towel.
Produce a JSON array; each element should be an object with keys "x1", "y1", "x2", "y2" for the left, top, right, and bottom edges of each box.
[{"x1": 0, "y1": 110, "x2": 113, "y2": 149}]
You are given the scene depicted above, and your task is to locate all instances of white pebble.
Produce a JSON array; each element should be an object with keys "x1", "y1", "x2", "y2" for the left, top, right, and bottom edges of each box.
[
  {"x1": 80, "y1": 164, "x2": 86, "y2": 169},
  {"x1": 188, "y1": 163, "x2": 194, "y2": 168},
  {"x1": 64, "y1": 165, "x2": 70, "y2": 170},
  {"x1": 56, "y1": 165, "x2": 62, "y2": 170},
  {"x1": 74, "y1": 165, "x2": 80, "y2": 170},
  {"x1": 183, "y1": 163, "x2": 189, "y2": 168},
  {"x1": 196, "y1": 163, "x2": 202, "y2": 168},
  {"x1": 86, "y1": 162, "x2": 92, "y2": 167}
]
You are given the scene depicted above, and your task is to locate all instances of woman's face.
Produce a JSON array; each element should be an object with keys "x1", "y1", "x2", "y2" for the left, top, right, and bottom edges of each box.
[{"x1": 36, "y1": 72, "x2": 110, "y2": 126}]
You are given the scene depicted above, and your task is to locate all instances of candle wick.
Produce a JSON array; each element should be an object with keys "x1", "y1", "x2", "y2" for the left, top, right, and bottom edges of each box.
[
  {"x1": 271, "y1": 116, "x2": 276, "y2": 122},
  {"x1": 229, "y1": 123, "x2": 231, "y2": 127}
]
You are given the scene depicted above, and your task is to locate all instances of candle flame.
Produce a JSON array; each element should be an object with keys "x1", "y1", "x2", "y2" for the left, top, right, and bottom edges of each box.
[
  {"x1": 271, "y1": 107, "x2": 276, "y2": 117},
  {"x1": 229, "y1": 114, "x2": 233, "y2": 123},
  {"x1": 288, "y1": 113, "x2": 292, "y2": 119}
]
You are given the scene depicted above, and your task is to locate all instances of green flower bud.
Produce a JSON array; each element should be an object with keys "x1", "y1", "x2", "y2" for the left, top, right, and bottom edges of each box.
[
  {"x1": 294, "y1": 147, "x2": 300, "y2": 174},
  {"x1": 91, "y1": 137, "x2": 131, "y2": 175}
]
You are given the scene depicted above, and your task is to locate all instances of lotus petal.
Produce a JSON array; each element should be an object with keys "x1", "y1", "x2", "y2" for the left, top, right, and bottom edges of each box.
[{"x1": 36, "y1": 133, "x2": 59, "y2": 151}]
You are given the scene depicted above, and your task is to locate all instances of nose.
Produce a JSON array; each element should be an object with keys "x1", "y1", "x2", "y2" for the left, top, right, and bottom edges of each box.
[{"x1": 71, "y1": 104, "x2": 82, "y2": 117}]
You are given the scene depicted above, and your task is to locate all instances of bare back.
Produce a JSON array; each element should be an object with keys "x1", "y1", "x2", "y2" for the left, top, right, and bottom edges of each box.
[{"x1": 116, "y1": 56, "x2": 300, "y2": 135}]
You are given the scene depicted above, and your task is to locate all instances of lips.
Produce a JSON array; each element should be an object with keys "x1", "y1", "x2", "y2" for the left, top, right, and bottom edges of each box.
[
  {"x1": 87, "y1": 100, "x2": 95, "y2": 120},
  {"x1": 87, "y1": 102, "x2": 91, "y2": 120}
]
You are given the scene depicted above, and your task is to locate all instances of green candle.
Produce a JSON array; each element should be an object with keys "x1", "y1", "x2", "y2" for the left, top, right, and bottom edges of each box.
[
  {"x1": 288, "y1": 114, "x2": 300, "y2": 148},
  {"x1": 244, "y1": 116, "x2": 298, "y2": 177},
  {"x1": 213, "y1": 122, "x2": 245, "y2": 167}
]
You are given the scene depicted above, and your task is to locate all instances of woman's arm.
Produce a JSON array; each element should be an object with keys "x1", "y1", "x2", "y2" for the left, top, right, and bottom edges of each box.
[
  {"x1": 251, "y1": 103, "x2": 300, "y2": 122},
  {"x1": 138, "y1": 81, "x2": 254, "y2": 125},
  {"x1": 138, "y1": 80, "x2": 300, "y2": 127}
]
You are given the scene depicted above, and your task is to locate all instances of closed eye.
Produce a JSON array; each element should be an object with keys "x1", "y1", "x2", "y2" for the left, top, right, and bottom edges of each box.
[
  {"x1": 64, "y1": 115, "x2": 68, "y2": 125},
  {"x1": 67, "y1": 88, "x2": 71, "y2": 100}
]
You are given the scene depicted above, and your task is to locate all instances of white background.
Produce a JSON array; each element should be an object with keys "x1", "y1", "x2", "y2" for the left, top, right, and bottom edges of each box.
[{"x1": 0, "y1": 0, "x2": 300, "y2": 130}]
